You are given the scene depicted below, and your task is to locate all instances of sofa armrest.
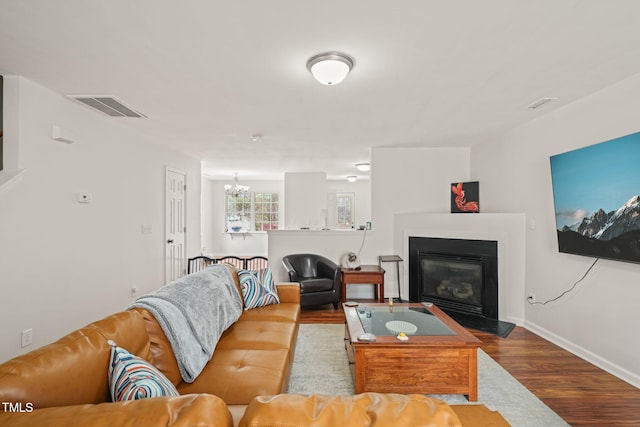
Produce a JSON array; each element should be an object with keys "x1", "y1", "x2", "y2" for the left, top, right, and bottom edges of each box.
[
  {"x1": 276, "y1": 282, "x2": 300, "y2": 304},
  {"x1": 0, "y1": 394, "x2": 233, "y2": 427}
]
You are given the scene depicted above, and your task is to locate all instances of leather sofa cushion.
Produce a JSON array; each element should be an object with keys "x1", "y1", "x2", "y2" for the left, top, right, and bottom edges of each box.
[
  {"x1": 299, "y1": 277, "x2": 334, "y2": 293},
  {"x1": 134, "y1": 301, "x2": 299, "y2": 406},
  {"x1": 0, "y1": 394, "x2": 233, "y2": 427},
  {"x1": 178, "y1": 349, "x2": 290, "y2": 404},
  {"x1": 238, "y1": 393, "x2": 462, "y2": 427},
  {"x1": 238, "y1": 302, "x2": 300, "y2": 323},
  {"x1": 217, "y1": 321, "x2": 297, "y2": 352},
  {"x1": 131, "y1": 283, "x2": 299, "y2": 387},
  {"x1": 0, "y1": 310, "x2": 153, "y2": 408}
]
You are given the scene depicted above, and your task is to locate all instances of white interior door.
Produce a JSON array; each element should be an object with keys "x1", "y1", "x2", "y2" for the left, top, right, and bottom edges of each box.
[{"x1": 165, "y1": 167, "x2": 186, "y2": 282}]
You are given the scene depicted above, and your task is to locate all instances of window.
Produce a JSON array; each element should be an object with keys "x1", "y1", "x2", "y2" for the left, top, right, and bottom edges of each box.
[
  {"x1": 226, "y1": 192, "x2": 279, "y2": 232},
  {"x1": 336, "y1": 192, "x2": 355, "y2": 228},
  {"x1": 254, "y1": 192, "x2": 279, "y2": 231}
]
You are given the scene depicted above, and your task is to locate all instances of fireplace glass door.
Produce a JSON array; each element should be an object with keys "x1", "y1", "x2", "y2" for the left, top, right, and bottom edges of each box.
[{"x1": 419, "y1": 252, "x2": 483, "y2": 315}]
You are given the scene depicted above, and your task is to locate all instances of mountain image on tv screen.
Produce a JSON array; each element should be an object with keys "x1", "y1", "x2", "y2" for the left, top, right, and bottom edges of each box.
[{"x1": 550, "y1": 131, "x2": 640, "y2": 264}]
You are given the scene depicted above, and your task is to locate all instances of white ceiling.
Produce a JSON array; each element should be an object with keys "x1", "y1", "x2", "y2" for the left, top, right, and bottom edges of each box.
[{"x1": 1, "y1": 1, "x2": 640, "y2": 180}]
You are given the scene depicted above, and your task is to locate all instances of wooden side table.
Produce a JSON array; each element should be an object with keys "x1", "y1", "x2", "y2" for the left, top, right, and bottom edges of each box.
[{"x1": 341, "y1": 265, "x2": 385, "y2": 303}]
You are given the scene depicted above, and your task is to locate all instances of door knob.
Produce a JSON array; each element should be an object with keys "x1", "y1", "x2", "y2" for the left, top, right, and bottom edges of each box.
[{"x1": 167, "y1": 239, "x2": 174, "y2": 244}]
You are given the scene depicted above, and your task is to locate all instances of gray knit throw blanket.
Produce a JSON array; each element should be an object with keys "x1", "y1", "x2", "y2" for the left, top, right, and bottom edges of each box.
[{"x1": 130, "y1": 264, "x2": 242, "y2": 383}]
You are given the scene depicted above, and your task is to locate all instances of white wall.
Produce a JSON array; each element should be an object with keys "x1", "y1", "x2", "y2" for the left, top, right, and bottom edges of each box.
[
  {"x1": 284, "y1": 172, "x2": 327, "y2": 229},
  {"x1": 372, "y1": 147, "x2": 471, "y2": 249},
  {"x1": 0, "y1": 77, "x2": 202, "y2": 362},
  {"x1": 201, "y1": 177, "x2": 215, "y2": 254},
  {"x1": 472, "y1": 72, "x2": 640, "y2": 387}
]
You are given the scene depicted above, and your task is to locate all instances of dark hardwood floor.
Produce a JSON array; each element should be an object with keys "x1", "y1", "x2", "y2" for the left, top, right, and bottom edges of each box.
[{"x1": 300, "y1": 303, "x2": 640, "y2": 427}]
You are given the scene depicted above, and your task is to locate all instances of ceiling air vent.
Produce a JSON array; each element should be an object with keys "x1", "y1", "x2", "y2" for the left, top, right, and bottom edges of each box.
[{"x1": 68, "y1": 95, "x2": 147, "y2": 118}]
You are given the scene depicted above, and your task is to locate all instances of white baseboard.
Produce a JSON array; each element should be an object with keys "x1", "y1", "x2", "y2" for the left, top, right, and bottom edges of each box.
[
  {"x1": 524, "y1": 320, "x2": 640, "y2": 389},
  {"x1": 505, "y1": 315, "x2": 524, "y2": 326}
]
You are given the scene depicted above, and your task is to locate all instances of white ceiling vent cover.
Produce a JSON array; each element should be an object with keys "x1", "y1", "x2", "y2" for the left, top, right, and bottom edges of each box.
[{"x1": 68, "y1": 95, "x2": 147, "y2": 118}]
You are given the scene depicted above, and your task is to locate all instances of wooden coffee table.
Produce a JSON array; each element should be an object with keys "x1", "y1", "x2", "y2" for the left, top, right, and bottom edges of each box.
[{"x1": 343, "y1": 302, "x2": 481, "y2": 401}]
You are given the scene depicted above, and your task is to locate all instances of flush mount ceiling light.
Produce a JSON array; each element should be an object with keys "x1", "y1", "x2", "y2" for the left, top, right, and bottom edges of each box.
[
  {"x1": 355, "y1": 163, "x2": 370, "y2": 171},
  {"x1": 307, "y1": 52, "x2": 354, "y2": 85},
  {"x1": 346, "y1": 175, "x2": 358, "y2": 182}
]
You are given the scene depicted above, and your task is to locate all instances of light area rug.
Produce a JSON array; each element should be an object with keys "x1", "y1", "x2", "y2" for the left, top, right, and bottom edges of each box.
[{"x1": 289, "y1": 324, "x2": 569, "y2": 427}]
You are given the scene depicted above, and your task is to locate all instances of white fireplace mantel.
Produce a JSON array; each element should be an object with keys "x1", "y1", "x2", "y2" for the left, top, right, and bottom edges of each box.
[{"x1": 394, "y1": 212, "x2": 526, "y2": 325}]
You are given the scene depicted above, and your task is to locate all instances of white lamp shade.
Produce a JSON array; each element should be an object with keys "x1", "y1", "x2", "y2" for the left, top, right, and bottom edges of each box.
[{"x1": 307, "y1": 52, "x2": 354, "y2": 85}]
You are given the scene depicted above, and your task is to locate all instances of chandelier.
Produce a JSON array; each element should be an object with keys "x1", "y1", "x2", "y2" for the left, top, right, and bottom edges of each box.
[{"x1": 224, "y1": 174, "x2": 250, "y2": 197}]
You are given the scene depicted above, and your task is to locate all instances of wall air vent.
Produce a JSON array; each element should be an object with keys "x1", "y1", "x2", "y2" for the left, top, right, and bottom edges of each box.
[{"x1": 68, "y1": 95, "x2": 147, "y2": 118}]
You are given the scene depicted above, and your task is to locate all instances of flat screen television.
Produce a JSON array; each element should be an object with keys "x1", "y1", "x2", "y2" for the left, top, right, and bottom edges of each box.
[{"x1": 549, "y1": 131, "x2": 640, "y2": 264}]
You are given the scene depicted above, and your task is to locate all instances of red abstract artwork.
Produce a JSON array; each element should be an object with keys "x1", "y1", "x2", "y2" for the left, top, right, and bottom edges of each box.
[{"x1": 451, "y1": 182, "x2": 479, "y2": 213}]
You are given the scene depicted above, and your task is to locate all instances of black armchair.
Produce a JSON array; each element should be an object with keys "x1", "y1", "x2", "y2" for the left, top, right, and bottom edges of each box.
[{"x1": 282, "y1": 254, "x2": 342, "y2": 309}]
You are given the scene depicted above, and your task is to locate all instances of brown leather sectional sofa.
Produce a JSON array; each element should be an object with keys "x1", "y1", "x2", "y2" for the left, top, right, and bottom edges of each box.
[
  {"x1": 0, "y1": 265, "x2": 301, "y2": 426},
  {"x1": 0, "y1": 265, "x2": 486, "y2": 426}
]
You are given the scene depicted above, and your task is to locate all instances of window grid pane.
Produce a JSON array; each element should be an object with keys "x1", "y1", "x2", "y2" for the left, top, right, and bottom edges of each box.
[
  {"x1": 254, "y1": 192, "x2": 279, "y2": 231},
  {"x1": 226, "y1": 192, "x2": 279, "y2": 232},
  {"x1": 336, "y1": 193, "x2": 354, "y2": 228}
]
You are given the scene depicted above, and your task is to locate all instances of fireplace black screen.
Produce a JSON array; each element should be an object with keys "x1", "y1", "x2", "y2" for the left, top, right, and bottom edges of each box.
[
  {"x1": 409, "y1": 237, "x2": 498, "y2": 320},
  {"x1": 419, "y1": 253, "x2": 483, "y2": 314}
]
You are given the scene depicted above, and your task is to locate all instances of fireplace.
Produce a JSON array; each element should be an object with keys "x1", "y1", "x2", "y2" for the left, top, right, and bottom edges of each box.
[{"x1": 409, "y1": 236, "x2": 498, "y2": 320}]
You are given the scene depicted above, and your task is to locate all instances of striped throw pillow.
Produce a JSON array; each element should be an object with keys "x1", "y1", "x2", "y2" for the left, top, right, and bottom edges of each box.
[
  {"x1": 108, "y1": 340, "x2": 179, "y2": 401},
  {"x1": 238, "y1": 267, "x2": 280, "y2": 309}
]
